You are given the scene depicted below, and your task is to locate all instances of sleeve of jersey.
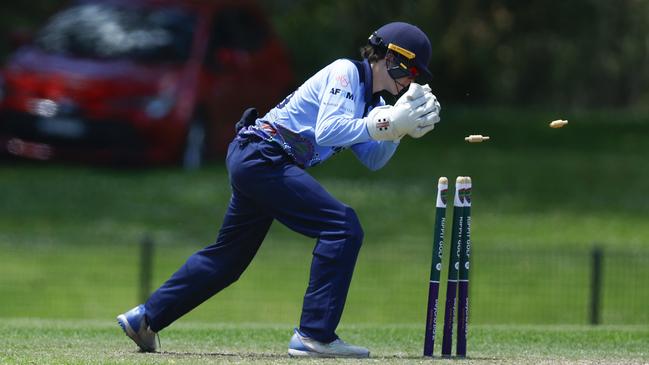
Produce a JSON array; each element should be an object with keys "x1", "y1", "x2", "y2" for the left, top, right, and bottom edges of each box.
[
  {"x1": 313, "y1": 61, "x2": 372, "y2": 146},
  {"x1": 350, "y1": 140, "x2": 399, "y2": 171}
]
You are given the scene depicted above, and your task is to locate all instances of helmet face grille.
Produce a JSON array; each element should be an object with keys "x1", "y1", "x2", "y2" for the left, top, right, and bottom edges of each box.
[{"x1": 385, "y1": 51, "x2": 419, "y2": 80}]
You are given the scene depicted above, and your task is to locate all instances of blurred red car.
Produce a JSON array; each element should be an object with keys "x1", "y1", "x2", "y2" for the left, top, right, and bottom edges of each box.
[{"x1": 0, "y1": 0, "x2": 294, "y2": 168}]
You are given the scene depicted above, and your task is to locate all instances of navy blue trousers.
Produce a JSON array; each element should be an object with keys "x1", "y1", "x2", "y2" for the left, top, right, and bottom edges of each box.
[{"x1": 145, "y1": 135, "x2": 364, "y2": 343}]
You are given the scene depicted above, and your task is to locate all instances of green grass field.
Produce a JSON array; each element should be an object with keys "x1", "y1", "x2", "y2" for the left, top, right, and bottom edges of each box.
[
  {"x1": 1, "y1": 107, "x2": 649, "y2": 363},
  {"x1": 2, "y1": 320, "x2": 648, "y2": 364}
]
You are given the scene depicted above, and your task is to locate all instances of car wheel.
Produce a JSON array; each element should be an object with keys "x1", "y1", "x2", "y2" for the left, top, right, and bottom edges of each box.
[{"x1": 182, "y1": 117, "x2": 206, "y2": 170}]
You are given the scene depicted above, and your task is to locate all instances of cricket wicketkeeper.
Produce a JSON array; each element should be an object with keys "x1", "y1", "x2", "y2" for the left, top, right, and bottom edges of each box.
[{"x1": 118, "y1": 21, "x2": 440, "y2": 358}]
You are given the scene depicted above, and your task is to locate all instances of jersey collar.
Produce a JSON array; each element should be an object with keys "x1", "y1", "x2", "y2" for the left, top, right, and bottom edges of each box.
[{"x1": 360, "y1": 59, "x2": 382, "y2": 114}]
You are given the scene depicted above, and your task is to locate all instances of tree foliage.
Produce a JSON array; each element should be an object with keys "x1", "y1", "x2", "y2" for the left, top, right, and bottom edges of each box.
[
  {"x1": 265, "y1": 0, "x2": 649, "y2": 107},
  {"x1": 2, "y1": 0, "x2": 648, "y2": 107}
]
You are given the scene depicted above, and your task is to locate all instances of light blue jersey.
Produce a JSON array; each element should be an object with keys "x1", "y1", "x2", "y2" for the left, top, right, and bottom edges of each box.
[{"x1": 246, "y1": 59, "x2": 399, "y2": 170}]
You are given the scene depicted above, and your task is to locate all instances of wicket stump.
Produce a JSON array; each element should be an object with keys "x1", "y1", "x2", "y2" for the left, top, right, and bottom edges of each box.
[
  {"x1": 456, "y1": 177, "x2": 472, "y2": 357},
  {"x1": 423, "y1": 177, "x2": 448, "y2": 357},
  {"x1": 441, "y1": 176, "x2": 466, "y2": 357},
  {"x1": 426, "y1": 176, "x2": 472, "y2": 358}
]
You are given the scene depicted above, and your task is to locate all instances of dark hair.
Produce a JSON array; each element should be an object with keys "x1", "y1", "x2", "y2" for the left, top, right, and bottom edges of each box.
[{"x1": 360, "y1": 44, "x2": 385, "y2": 63}]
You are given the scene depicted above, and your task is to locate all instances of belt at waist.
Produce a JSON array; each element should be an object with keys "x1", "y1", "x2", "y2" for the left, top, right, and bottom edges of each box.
[{"x1": 237, "y1": 121, "x2": 317, "y2": 168}]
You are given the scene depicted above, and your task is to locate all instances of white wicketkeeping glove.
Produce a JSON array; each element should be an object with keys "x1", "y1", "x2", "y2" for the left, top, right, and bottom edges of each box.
[
  {"x1": 395, "y1": 83, "x2": 431, "y2": 106},
  {"x1": 398, "y1": 83, "x2": 441, "y2": 139},
  {"x1": 408, "y1": 95, "x2": 440, "y2": 138},
  {"x1": 365, "y1": 84, "x2": 440, "y2": 141}
]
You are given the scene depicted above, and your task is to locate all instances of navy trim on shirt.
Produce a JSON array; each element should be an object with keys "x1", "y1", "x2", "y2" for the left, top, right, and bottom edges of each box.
[{"x1": 349, "y1": 59, "x2": 382, "y2": 116}]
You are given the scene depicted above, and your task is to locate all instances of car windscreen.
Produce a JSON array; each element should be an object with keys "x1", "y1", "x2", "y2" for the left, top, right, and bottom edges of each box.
[{"x1": 34, "y1": 3, "x2": 196, "y2": 62}]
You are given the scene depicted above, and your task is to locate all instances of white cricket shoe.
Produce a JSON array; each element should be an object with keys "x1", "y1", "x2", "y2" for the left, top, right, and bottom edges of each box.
[
  {"x1": 116, "y1": 304, "x2": 158, "y2": 352},
  {"x1": 288, "y1": 328, "x2": 370, "y2": 358}
]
